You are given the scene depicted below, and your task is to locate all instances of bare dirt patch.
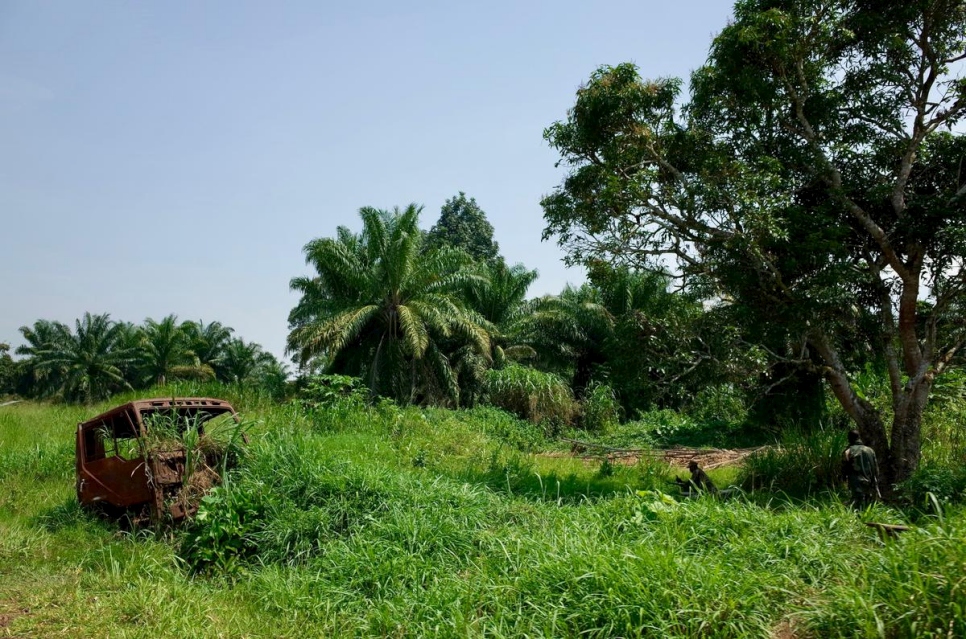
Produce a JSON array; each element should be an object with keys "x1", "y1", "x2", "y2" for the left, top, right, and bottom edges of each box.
[
  {"x1": 0, "y1": 601, "x2": 30, "y2": 636},
  {"x1": 770, "y1": 618, "x2": 801, "y2": 639}
]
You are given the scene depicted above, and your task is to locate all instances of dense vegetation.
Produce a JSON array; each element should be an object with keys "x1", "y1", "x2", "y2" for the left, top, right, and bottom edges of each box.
[
  {"x1": 541, "y1": 0, "x2": 966, "y2": 486},
  {"x1": 2, "y1": 0, "x2": 964, "y2": 636},
  {"x1": 2, "y1": 385, "x2": 965, "y2": 637}
]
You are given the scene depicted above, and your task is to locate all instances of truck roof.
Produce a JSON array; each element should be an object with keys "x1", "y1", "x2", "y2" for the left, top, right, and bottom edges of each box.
[{"x1": 78, "y1": 397, "x2": 236, "y2": 429}]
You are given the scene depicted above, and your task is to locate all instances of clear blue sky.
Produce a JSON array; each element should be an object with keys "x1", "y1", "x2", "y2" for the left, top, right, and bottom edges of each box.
[{"x1": 1, "y1": 1, "x2": 734, "y2": 361}]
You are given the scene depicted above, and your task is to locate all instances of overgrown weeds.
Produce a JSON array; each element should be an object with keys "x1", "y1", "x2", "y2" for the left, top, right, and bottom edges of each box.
[
  {"x1": 739, "y1": 427, "x2": 845, "y2": 498},
  {"x1": 4, "y1": 389, "x2": 966, "y2": 637},
  {"x1": 483, "y1": 364, "x2": 577, "y2": 432}
]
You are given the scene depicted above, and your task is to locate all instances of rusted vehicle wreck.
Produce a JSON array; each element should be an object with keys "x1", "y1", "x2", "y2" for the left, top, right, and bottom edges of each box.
[{"x1": 76, "y1": 397, "x2": 240, "y2": 522}]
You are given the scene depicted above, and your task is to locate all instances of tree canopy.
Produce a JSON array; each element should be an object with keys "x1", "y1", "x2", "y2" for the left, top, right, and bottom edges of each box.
[
  {"x1": 542, "y1": 0, "x2": 966, "y2": 484},
  {"x1": 288, "y1": 205, "x2": 490, "y2": 404},
  {"x1": 426, "y1": 192, "x2": 500, "y2": 262},
  {"x1": 12, "y1": 314, "x2": 282, "y2": 403}
]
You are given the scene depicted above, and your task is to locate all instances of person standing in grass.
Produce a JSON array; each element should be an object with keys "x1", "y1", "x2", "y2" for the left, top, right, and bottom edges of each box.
[{"x1": 842, "y1": 430, "x2": 880, "y2": 509}]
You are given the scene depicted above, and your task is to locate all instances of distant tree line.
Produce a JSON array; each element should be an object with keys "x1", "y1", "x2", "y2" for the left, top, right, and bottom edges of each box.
[{"x1": 2, "y1": 314, "x2": 286, "y2": 403}]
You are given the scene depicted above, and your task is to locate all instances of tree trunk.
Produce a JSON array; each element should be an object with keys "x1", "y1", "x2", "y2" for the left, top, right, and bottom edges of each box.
[
  {"x1": 888, "y1": 377, "x2": 931, "y2": 486},
  {"x1": 811, "y1": 332, "x2": 895, "y2": 492}
]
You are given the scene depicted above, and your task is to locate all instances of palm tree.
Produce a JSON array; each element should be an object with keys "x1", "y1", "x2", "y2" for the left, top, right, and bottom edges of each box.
[
  {"x1": 16, "y1": 319, "x2": 71, "y2": 397},
  {"x1": 140, "y1": 314, "x2": 208, "y2": 386},
  {"x1": 218, "y1": 338, "x2": 271, "y2": 383},
  {"x1": 183, "y1": 320, "x2": 235, "y2": 375},
  {"x1": 525, "y1": 285, "x2": 614, "y2": 397},
  {"x1": 465, "y1": 259, "x2": 539, "y2": 366},
  {"x1": 24, "y1": 313, "x2": 138, "y2": 403},
  {"x1": 113, "y1": 321, "x2": 146, "y2": 389},
  {"x1": 288, "y1": 205, "x2": 489, "y2": 404},
  {"x1": 447, "y1": 259, "x2": 539, "y2": 406}
]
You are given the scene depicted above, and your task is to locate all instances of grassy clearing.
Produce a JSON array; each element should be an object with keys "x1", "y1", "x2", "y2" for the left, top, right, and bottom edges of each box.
[{"x1": 2, "y1": 391, "x2": 964, "y2": 637}]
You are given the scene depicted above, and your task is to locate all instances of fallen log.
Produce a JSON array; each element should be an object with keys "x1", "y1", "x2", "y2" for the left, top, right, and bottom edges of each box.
[
  {"x1": 559, "y1": 439, "x2": 767, "y2": 468},
  {"x1": 865, "y1": 522, "x2": 911, "y2": 539}
]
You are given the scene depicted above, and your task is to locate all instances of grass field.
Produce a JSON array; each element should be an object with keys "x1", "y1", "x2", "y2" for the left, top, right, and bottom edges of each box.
[{"x1": 2, "y1": 386, "x2": 964, "y2": 638}]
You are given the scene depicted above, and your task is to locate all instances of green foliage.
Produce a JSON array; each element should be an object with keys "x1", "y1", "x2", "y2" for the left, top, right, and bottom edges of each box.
[
  {"x1": 0, "y1": 342, "x2": 15, "y2": 396},
  {"x1": 802, "y1": 518, "x2": 966, "y2": 638},
  {"x1": 425, "y1": 192, "x2": 500, "y2": 262},
  {"x1": 13, "y1": 314, "x2": 284, "y2": 404},
  {"x1": 687, "y1": 384, "x2": 748, "y2": 435},
  {"x1": 288, "y1": 204, "x2": 490, "y2": 405},
  {"x1": 524, "y1": 284, "x2": 612, "y2": 397},
  {"x1": 623, "y1": 409, "x2": 697, "y2": 447},
  {"x1": 580, "y1": 383, "x2": 621, "y2": 433},
  {"x1": 898, "y1": 462, "x2": 966, "y2": 508},
  {"x1": 483, "y1": 364, "x2": 576, "y2": 431},
  {"x1": 182, "y1": 320, "x2": 234, "y2": 373},
  {"x1": 299, "y1": 373, "x2": 368, "y2": 408},
  {"x1": 139, "y1": 314, "x2": 202, "y2": 386},
  {"x1": 739, "y1": 428, "x2": 847, "y2": 498},
  {"x1": 589, "y1": 264, "x2": 765, "y2": 413},
  {"x1": 7, "y1": 397, "x2": 966, "y2": 637},
  {"x1": 542, "y1": 1, "x2": 966, "y2": 484},
  {"x1": 439, "y1": 405, "x2": 547, "y2": 452},
  {"x1": 216, "y1": 337, "x2": 283, "y2": 390},
  {"x1": 180, "y1": 482, "x2": 267, "y2": 575},
  {"x1": 16, "y1": 313, "x2": 137, "y2": 403}
]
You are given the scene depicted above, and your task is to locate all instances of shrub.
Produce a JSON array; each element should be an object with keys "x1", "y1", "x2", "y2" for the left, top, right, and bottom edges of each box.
[
  {"x1": 897, "y1": 460, "x2": 966, "y2": 507},
  {"x1": 580, "y1": 383, "x2": 622, "y2": 433},
  {"x1": 620, "y1": 409, "x2": 698, "y2": 447},
  {"x1": 482, "y1": 364, "x2": 576, "y2": 432},
  {"x1": 686, "y1": 384, "x2": 748, "y2": 433},
  {"x1": 299, "y1": 374, "x2": 368, "y2": 408},
  {"x1": 738, "y1": 427, "x2": 846, "y2": 498},
  {"x1": 452, "y1": 406, "x2": 546, "y2": 452},
  {"x1": 179, "y1": 481, "x2": 268, "y2": 575}
]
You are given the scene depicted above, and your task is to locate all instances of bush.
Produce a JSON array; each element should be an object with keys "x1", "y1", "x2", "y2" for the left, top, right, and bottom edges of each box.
[
  {"x1": 483, "y1": 364, "x2": 576, "y2": 432},
  {"x1": 452, "y1": 406, "x2": 547, "y2": 452},
  {"x1": 897, "y1": 461, "x2": 966, "y2": 507},
  {"x1": 580, "y1": 383, "x2": 622, "y2": 433},
  {"x1": 686, "y1": 384, "x2": 748, "y2": 433},
  {"x1": 738, "y1": 428, "x2": 846, "y2": 498},
  {"x1": 299, "y1": 374, "x2": 368, "y2": 408},
  {"x1": 618, "y1": 409, "x2": 702, "y2": 447}
]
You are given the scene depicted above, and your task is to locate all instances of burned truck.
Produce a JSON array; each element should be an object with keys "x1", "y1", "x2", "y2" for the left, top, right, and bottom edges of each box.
[{"x1": 75, "y1": 397, "x2": 242, "y2": 522}]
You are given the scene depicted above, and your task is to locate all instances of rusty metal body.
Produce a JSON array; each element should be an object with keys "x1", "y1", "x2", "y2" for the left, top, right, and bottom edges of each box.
[{"x1": 75, "y1": 397, "x2": 236, "y2": 520}]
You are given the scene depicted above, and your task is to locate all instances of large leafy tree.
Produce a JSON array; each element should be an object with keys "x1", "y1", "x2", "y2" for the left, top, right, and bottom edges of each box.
[
  {"x1": 426, "y1": 192, "x2": 500, "y2": 262},
  {"x1": 288, "y1": 205, "x2": 490, "y2": 404},
  {"x1": 19, "y1": 313, "x2": 137, "y2": 403},
  {"x1": 542, "y1": 0, "x2": 966, "y2": 485}
]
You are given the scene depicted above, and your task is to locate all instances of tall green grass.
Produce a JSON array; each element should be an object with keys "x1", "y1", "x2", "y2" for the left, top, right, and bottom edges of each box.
[
  {"x1": 739, "y1": 427, "x2": 846, "y2": 498},
  {"x1": 483, "y1": 364, "x2": 577, "y2": 431},
  {"x1": 3, "y1": 389, "x2": 966, "y2": 637}
]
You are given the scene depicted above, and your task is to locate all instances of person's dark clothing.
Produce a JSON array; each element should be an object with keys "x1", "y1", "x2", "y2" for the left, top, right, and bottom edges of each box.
[
  {"x1": 679, "y1": 466, "x2": 717, "y2": 494},
  {"x1": 842, "y1": 443, "x2": 879, "y2": 508}
]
